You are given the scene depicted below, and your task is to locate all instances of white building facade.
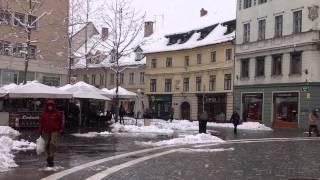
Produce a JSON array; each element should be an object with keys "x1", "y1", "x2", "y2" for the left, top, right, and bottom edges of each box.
[{"x1": 235, "y1": 0, "x2": 320, "y2": 128}]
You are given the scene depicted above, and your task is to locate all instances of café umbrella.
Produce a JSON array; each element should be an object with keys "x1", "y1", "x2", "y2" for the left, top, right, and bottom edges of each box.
[
  {"x1": 108, "y1": 86, "x2": 137, "y2": 99},
  {"x1": 8, "y1": 81, "x2": 73, "y2": 99}
]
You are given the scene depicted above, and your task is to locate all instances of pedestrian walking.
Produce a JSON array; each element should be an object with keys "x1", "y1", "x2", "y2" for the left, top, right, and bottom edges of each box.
[
  {"x1": 169, "y1": 107, "x2": 174, "y2": 122},
  {"x1": 308, "y1": 109, "x2": 320, "y2": 137},
  {"x1": 39, "y1": 100, "x2": 64, "y2": 167},
  {"x1": 119, "y1": 104, "x2": 126, "y2": 124},
  {"x1": 230, "y1": 111, "x2": 241, "y2": 134},
  {"x1": 199, "y1": 110, "x2": 208, "y2": 133}
]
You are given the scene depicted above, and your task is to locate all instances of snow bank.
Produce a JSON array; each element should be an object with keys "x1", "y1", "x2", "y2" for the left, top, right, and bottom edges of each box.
[
  {"x1": 181, "y1": 147, "x2": 234, "y2": 153},
  {"x1": 0, "y1": 127, "x2": 35, "y2": 171},
  {"x1": 207, "y1": 122, "x2": 273, "y2": 131},
  {"x1": 0, "y1": 126, "x2": 20, "y2": 138},
  {"x1": 152, "y1": 120, "x2": 198, "y2": 131},
  {"x1": 138, "y1": 134, "x2": 224, "y2": 147},
  {"x1": 0, "y1": 136, "x2": 36, "y2": 171},
  {"x1": 111, "y1": 123, "x2": 174, "y2": 135}
]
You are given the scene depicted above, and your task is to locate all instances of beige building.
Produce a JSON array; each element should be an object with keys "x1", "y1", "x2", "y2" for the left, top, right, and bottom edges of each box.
[
  {"x1": 0, "y1": 0, "x2": 69, "y2": 86},
  {"x1": 144, "y1": 20, "x2": 236, "y2": 121}
]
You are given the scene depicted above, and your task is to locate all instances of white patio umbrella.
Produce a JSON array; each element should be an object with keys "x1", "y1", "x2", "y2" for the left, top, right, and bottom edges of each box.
[
  {"x1": 109, "y1": 86, "x2": 137, "y2": 99},
  {"x1": 9, "y1": 81, "x2": 73, "y2": 99},
  {"x1": 2, "y1": 83, "x2": 19, "y2": 91},
  {"x1": 73, "y1": 81, "x2": 110, "y2": 97},
  {"x1": 64, "y1": 85, "x2": 110, "y2": 100},
  {"x1": 58, "y1": 84, "x2": 73, "y2": 91}
]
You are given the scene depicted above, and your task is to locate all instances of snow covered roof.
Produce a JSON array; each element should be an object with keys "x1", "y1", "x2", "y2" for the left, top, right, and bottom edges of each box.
[{"x1": 143, "y1": 20, "x2": 236, "y2": 54}]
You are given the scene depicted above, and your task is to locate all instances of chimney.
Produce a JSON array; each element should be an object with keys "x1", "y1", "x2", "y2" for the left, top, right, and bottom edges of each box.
[
  {"x1": 144, "y1": 21, "x2": 154, "y2": 37},
  {"x1": 200, "y1": 8, "x2": 208, "y2": 17},
  {"x1": 101, "y1": 27, "x2": 108, "y2": 40}
]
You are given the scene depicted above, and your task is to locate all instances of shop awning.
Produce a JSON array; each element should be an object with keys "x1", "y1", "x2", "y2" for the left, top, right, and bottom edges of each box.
[
  {"x1": 64, "y1": 85, "x2": 111, "y2": 100},
  {"x1": 8, "y1": 81, "x2": 73, "y2": 99},
  {"x1": 108, "y1": 86, "x2": 137, "y2": 99}
]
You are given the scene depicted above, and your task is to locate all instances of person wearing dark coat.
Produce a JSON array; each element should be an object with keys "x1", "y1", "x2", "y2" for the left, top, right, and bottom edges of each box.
[
  {"x1": 119, "y1": 104, "x2": 126, "y2": 124},
  {"x1": 199, "y1": 110, "x2": 208, "y2": 133},
  {"x1": 230, "y1": 111, "x2": 240, "y2": 134}
]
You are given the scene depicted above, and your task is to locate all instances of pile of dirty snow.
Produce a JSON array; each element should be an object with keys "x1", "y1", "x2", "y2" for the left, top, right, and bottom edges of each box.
[
  {"x1": 0, "y1": 126, "x2": 36, "y2": 172},
  {"x1": 152, "y1": 120, "x2": 198, "y2": 131},
  {"x1": 137, "y1": 134, "x2": 224, "y2": 146},
  {"x1": 207, "y1": 122, "x2": 272, "y2": 131}
]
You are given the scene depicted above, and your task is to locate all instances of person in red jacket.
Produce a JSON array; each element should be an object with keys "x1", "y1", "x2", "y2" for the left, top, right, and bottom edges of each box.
[{"x1": 39, "y1": 99, "x2": 64, "y2": 167}]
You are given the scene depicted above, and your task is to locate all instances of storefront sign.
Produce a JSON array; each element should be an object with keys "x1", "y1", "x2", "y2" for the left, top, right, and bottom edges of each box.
[{"x1": 150, "y1": 95, "x2": 172, "y2": 102}]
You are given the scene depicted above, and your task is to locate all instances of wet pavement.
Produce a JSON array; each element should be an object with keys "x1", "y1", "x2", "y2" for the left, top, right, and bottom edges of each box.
[{"x1": 1, "y1": 126, "x2": 320, "y2": 180}]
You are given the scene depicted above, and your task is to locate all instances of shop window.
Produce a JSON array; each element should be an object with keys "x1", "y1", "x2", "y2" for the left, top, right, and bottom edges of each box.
[
  {"x1": 83, "y1": 74, "x2": 89, "y2": 83},
  {"x1": 273, "y1": 92, "x2": 299, "y2": 123},
  {"x1": 255, "y1": 57, "x2": 265, "y2": 77},
  {"x1": 272, "y1": 54, "x2": 282, "y2": 76},
  {"x1": 241, "y1": 59, "x2": 250, "y2": 78},
  {"x1": 275, "y1": 15, "x2": 283, "y2": 37},
  {"x1": 183, "y1": 78, "x2": 189, "y2": 92},
  {"x1": 290, "y1": 52, "x2": 302, "y2": 75},
  {"x1": 242, "y1": 93, "x2": 263, "y2": 122},
  {"x1": 2, "y1": 70, "x2": 18, "y2": 84},
  {"x1": 43, "y1": 74, "x2": 60, "y2": 86},
  {"x1": 258, "y1": 0, "x2": 267, "y2": 4},
  {"x1": 165, "y1": 79, "x2": 172, "y2": 92},
  {"x1": 224, "y1": 74, "x2": 232, "y2": 90},
  {"x1": 18, "y1": 71, "x2": 35, "y2": 84}
]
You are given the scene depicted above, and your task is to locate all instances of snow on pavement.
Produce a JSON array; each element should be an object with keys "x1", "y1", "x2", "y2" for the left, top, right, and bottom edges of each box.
[
  {"x1": 0, "y1": 126, "x2": 36, "y2": 172},
  {"x1": 72, "y1": 131, "x2": 112, "y2": 138},
  {"x1": 111, "y1": 123, "x2": 174, "y2": 135},
  {"x1": 137, "y1": 134, "x2": 225, "y2": 147},
  {"x1": 207, "y1": 122, "x2": 273, "y2": 131}
]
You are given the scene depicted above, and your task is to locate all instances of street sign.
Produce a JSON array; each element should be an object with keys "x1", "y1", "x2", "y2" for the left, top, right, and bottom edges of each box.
[{"x1": 302, "y1": 87, "x2": 310, "y2": 92}]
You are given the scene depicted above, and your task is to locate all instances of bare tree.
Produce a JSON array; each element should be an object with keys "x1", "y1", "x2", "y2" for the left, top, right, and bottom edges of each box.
[{"x1": 102, "y1": 0, "x2": 145, "y2": 122}]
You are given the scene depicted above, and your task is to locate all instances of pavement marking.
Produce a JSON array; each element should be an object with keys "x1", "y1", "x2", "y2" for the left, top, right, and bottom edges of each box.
[
  {"x1": 86, "y1": 149, "x2": 180, "y2": 180},
  {"x1": 194, "y1": 137, "x2": 320, "y2": 148},
  {"x1": 41, "y1": 146, "x2": 173, "y2": 180}
]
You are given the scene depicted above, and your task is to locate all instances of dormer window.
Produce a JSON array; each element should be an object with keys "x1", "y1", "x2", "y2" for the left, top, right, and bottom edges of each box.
[{"x1": 135, "y1": 51, "x2": 144, "y2": 61}]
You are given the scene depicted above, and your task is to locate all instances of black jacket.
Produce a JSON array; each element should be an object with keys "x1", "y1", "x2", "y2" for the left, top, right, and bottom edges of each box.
[{"x1": 230, "y1": 112, "x2": 240, "y2": 125}]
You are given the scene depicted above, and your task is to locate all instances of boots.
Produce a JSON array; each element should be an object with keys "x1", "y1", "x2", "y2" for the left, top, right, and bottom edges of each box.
[{"x1": 46, "y1": 157, "x2": 54, "y2": 167}]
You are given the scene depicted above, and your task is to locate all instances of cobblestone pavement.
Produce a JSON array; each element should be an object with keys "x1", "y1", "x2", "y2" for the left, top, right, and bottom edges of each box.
[{"x1": 1, "y1": 127, "x2": 320, "y2": 180}]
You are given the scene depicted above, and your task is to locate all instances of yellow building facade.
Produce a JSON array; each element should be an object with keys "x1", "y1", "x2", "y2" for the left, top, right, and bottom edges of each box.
[{"x1": 145, "y1": 41, "x2": 234, "y2": 121}]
